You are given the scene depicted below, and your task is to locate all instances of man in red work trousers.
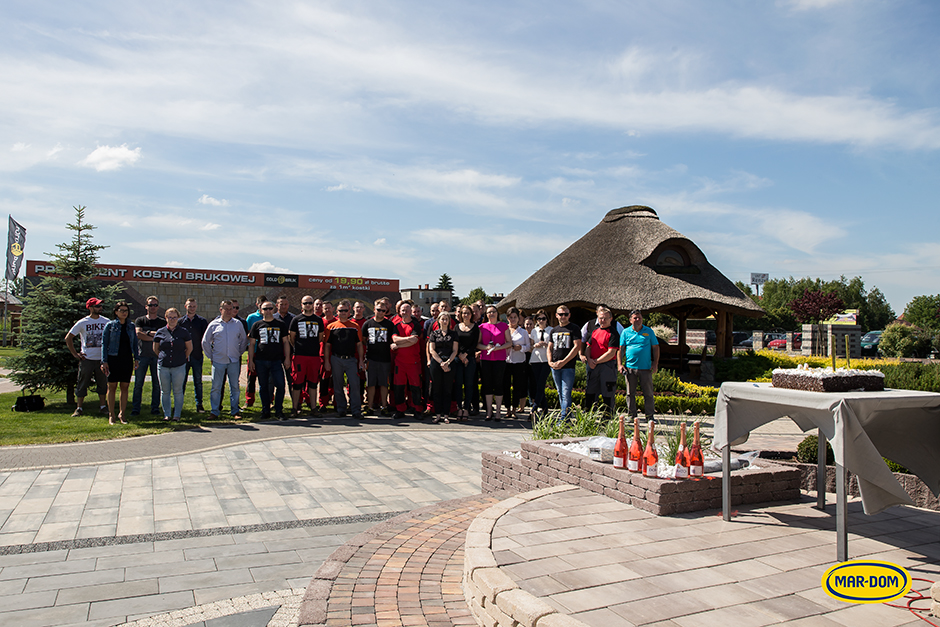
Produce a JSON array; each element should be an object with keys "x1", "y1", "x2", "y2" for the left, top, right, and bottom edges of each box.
[{"x1": 392, "y1": 300, "x2": 424, "y2": 419}]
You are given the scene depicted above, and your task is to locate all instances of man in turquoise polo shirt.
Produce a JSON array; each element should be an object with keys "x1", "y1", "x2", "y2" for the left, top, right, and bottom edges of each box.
[{"x1": 618, "y1": 309, "x2": 659, "y2": 422}]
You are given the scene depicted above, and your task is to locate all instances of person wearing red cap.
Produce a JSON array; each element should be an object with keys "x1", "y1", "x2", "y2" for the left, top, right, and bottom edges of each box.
[{"x1": 65, "y1": 297, "x2": 110, "y2": 417}]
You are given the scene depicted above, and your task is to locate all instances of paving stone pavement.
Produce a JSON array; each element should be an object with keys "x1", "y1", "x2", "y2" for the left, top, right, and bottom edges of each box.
[
  {"x1": 0, "y1": 426, "x2": 528, "y2": 626},
  {"x1": 492, "y1": 487, "x2": 940, "y2": 626}
]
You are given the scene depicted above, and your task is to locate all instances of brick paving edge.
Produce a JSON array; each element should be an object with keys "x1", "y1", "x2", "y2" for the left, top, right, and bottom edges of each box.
[{"x1": 297, "y1": 490, "x2": 519, "y2": 627}]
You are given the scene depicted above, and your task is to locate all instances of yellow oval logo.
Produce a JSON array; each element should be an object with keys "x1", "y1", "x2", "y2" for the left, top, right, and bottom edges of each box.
[{"x1": 822, "y1": 560, "x2": 910, "y2": 603}]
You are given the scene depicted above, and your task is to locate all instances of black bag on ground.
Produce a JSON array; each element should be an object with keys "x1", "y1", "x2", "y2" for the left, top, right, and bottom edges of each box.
[{"x1": 13, "y1": 394, "x2": 44, "y2": 412}]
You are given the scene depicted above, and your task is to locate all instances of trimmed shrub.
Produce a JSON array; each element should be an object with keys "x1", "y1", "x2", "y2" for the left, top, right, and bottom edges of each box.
[{"x1": 796, "y1": 434, "x2": 834, "y2": 464}]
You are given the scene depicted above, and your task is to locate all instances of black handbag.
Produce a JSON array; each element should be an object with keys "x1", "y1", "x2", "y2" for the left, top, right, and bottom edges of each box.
[{"x1": 13, "y1": 394, "x2": 45, "y2": 412}]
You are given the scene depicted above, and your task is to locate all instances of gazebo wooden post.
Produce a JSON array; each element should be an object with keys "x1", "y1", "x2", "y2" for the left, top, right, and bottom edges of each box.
[
  {"x1": 716, "y1": 310, "x2": 733, "y2": 358},
  {"x1": 677, "y1": 314, "x2": 688, "y2": 373}
]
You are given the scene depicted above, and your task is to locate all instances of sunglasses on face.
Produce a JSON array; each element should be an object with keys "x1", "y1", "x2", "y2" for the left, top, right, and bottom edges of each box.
[
  {"x1": 233, "y1": 306, "x2": 239, "y2": 309},
  {"x1": 537, "y1": 317, "x2": 547, "y2": 321},
  {"x1": 557, "y1": 312, "x2": 569, "y2": 317},
  {"x1": 147, "y1": 303, "x2": 159, "y2": 307},
  {"x1": 262, "y1": 307, "x2": 274, "y2": 311}
]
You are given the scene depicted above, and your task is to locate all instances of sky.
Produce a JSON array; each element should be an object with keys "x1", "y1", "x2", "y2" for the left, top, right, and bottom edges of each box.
[{"x1": 2, "y1": 0, "x2": 939, "y2": 314}]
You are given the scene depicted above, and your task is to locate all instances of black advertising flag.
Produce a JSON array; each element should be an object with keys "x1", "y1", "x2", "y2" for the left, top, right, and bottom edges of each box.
[{"x1": 6, "y1": 216, "x2": 26, "y2": 281}]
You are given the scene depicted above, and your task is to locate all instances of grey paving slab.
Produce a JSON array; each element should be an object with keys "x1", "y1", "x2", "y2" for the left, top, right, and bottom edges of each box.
[
  {"x1": 492, "y1": 487, "x2": 940, "y2": 627},
  {"x1": 88, "y1": 589, "x2": 195, "y2": 621}
]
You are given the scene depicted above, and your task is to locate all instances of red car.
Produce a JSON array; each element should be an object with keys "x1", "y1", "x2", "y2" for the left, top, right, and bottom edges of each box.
[{"x1": 767, "y1": 333, "x2": 801, "y2": 351}]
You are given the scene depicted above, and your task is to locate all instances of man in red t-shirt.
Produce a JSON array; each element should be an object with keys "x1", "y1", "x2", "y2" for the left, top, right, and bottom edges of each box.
[
  {"x1": 392, "y1": 300, "x2": 424, "y2": 418},
  {"x1": 582, "y1": 306, "x2": 620, "y2": 419}
]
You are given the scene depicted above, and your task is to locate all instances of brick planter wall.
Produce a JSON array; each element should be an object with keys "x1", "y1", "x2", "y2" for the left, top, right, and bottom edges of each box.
[
  {"x1": 482, "y1": 438, "x2": 802, "y2": 516},
  {"x1": 777, "y1": 461, "x2": 940, "y2": 511}
]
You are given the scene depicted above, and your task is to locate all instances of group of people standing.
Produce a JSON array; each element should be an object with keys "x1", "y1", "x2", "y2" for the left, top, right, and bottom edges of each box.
[{"x1": 65, "y1": 292, "x2": 662, "y2": 426}]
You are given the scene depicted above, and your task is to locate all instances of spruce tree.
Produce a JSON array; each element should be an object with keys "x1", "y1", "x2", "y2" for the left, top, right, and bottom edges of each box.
[
  {"x1": 9, "y1": 206, "x2": 121, "y2": 401},
  {"x1": 434, "y1": 273, "x2": 455, "y2": 292}
]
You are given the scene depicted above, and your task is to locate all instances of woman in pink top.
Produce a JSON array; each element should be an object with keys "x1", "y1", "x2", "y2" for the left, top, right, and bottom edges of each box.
[{"x1": 477, "y1": 305, "x2": 512, "y2": 421}]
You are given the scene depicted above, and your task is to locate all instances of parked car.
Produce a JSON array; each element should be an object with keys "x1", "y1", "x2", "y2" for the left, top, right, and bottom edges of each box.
[
  {"x1": 767, "y1": 332, "x2": 801, "y2": 351},
  {"x1": 861, "y1": 330, "x2": 883, "y2": 357},
  {"x1": 732, "y1": 331, "x2": 752, "y2": 346}
]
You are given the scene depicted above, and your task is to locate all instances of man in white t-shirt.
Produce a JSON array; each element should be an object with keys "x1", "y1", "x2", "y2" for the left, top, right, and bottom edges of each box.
[{"x1": 65, "y1": 297, "x2": 110, "y2": 417}]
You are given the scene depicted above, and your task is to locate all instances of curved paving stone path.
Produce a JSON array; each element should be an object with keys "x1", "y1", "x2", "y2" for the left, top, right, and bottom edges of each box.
[{"x1": 300, "y1": 493, "x2": 510, "y2": 627}]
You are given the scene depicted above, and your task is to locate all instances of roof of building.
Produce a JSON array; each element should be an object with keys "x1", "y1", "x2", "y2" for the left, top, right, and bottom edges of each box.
[{"x1": 498, "y1": 205, "x2": 764, "y2": 319}]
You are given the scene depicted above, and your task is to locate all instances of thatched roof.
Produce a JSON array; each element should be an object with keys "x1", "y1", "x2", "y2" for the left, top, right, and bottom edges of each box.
[{"x1": 498, "y1": 205, "x2": 764, "y2": 320}]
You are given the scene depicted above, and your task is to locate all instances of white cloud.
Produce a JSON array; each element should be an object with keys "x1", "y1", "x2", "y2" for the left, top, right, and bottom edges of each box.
[
  {"x1": 200, "y1": 222, "x2": 221, "y2": 230},
  {"x1": 120, "y1": 220, "x2": 132, "y2": 227},
  {"x1": 412, "y1": 228, "x2": 571, "y2": 255},
  {"x1": 46, "y1": 143, "x2": 63, "y2": 158},
  {"x1": 11, "y1": 143, "x2": 29, "y2": 151},
  {"x1": 164, "y1": 260, "x2": 185, "y2": 267},
  {"x1": 197, "y1": 194, "x2": 228, "y2": 206},
  {"x1": 247, "y1": 261, "x2": 292, "y2": 273},
  {"x1": 780, "y1": 0, "x2": 851, "y2": 10},
  {"x1": 79, "y1": 144, "x2": 141, "y2": 171},
  {"x1": 325, "y1": 183, "x2": 361, "y2": 192},
  {"x1": 374, "y1": 238, "x2": 386, "y2": 245},
  {"x1": 292, "y1": 158, "x2": 523, "y2": 212}
]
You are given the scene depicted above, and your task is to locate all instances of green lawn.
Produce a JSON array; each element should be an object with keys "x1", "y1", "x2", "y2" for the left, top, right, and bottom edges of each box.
[{"x1": 0, "y1": 381, "x2": 263, "y2": 446}]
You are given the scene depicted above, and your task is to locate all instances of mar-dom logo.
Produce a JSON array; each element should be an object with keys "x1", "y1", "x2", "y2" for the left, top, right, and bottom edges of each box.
[{"x1": 821, "y1": 560, "x2": 910, "y2": 603}]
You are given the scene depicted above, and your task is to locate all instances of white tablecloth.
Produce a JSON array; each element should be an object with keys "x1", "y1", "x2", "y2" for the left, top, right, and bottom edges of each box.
[{"x1": 714, "y1": 382, "x2": 940, "y2": 514}]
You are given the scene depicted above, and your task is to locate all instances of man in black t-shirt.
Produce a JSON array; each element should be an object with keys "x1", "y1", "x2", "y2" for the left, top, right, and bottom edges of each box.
[
  {"x1": 248, "y1": 301, "x2": 291, "y2": 420},
  {"x1": 546, "y1": 305, "x2": 582, "y2": 421},
  {"x1": 289, "y1": 296, "x2": 324, "y2": 416},
  {"x1": 179, "y1": 298, "x2": 209, "y2": 413},
  {"x1": 361, "y1": 299, "x2": 397, "y2": 416},
  {"x1": 132, "y1": 295, "x2": 167, "y2": 415}
]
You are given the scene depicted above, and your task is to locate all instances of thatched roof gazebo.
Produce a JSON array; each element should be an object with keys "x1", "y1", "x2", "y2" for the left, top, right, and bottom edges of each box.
[{"x1": 498, "y1": 205, "x2": 764, "y2": 359}]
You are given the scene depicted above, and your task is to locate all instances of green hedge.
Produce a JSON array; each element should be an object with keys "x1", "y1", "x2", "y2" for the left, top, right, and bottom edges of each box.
[
  {"x1": 715, "y1": 351, "x2": 940, "y2": 393},
  {"x1": 543, "y1": 388, "x2": 716, "y2": 415}
]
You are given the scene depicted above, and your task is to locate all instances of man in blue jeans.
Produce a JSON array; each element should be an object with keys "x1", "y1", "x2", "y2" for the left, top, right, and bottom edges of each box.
[
  {"x1": 247, "y1": 301, "x2": 291, "y2": 420},
  {"x1": 203, "y1": 300, "x2": 248, "y2": 419},
  {"x1": 547, "y1": 305, "x2": 582, "y2": 422},
  {"x1": 132, "y1": 295, "x2": 165, "y2": 415}
]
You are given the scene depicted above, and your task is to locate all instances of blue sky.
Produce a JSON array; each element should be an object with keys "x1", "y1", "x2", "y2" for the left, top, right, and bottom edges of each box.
[{"x1": 3, "y1": 0, "x2": 939, "y2": 314}]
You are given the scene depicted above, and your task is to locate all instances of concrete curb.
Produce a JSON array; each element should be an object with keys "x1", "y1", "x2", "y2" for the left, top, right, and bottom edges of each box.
[{"x1": 462, "y1": 484, "x2": 592, "y2": 627}]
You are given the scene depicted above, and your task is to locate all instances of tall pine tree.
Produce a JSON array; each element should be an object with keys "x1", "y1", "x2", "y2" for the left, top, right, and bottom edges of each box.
[{"x1": 9, "y1": 207, "x2": 121, "y2": 401}]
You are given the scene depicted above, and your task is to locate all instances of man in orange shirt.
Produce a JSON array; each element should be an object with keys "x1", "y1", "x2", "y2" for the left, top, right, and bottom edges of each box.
[{"x1": 323, "y1": 300, "x2": 365, "y2": 418}]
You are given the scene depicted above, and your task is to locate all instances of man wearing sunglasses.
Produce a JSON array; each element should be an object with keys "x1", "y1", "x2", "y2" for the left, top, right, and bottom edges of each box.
[
  {"x1": 362, "y1": 299, "x2": 396, "y2": 416},
  {"x1": 546, "y1": 305, "x2": 582, "y2": 421},
  {"x1": 323, "y1": 300, "x2": 365, "y2": 419},
  {"x1": 248, "y1": 301, "x2": 290, "y2": 420},
  {"x1": 132, "y1": 295, "x2": 166, "y2": 415},
  {"x1": 288, "y1": 296, "x2": 324, "y2": 416}
]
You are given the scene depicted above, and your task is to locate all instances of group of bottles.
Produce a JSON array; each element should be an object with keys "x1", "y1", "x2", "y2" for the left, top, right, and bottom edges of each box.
[{"x1": 613, "y1": 415, "x2": 704, "y2": 479}]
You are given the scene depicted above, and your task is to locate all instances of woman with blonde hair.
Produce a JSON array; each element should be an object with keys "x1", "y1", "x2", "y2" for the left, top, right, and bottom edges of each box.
[
  {"x1": 427, "y1": 311, "x2": 458, "y2": 423},
  {"x1": 503, "y1": 307, "x2": 531, "y2": 419},
  {"x1": 153, "y1": 307, "x2": 193, "y2": 422}
]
